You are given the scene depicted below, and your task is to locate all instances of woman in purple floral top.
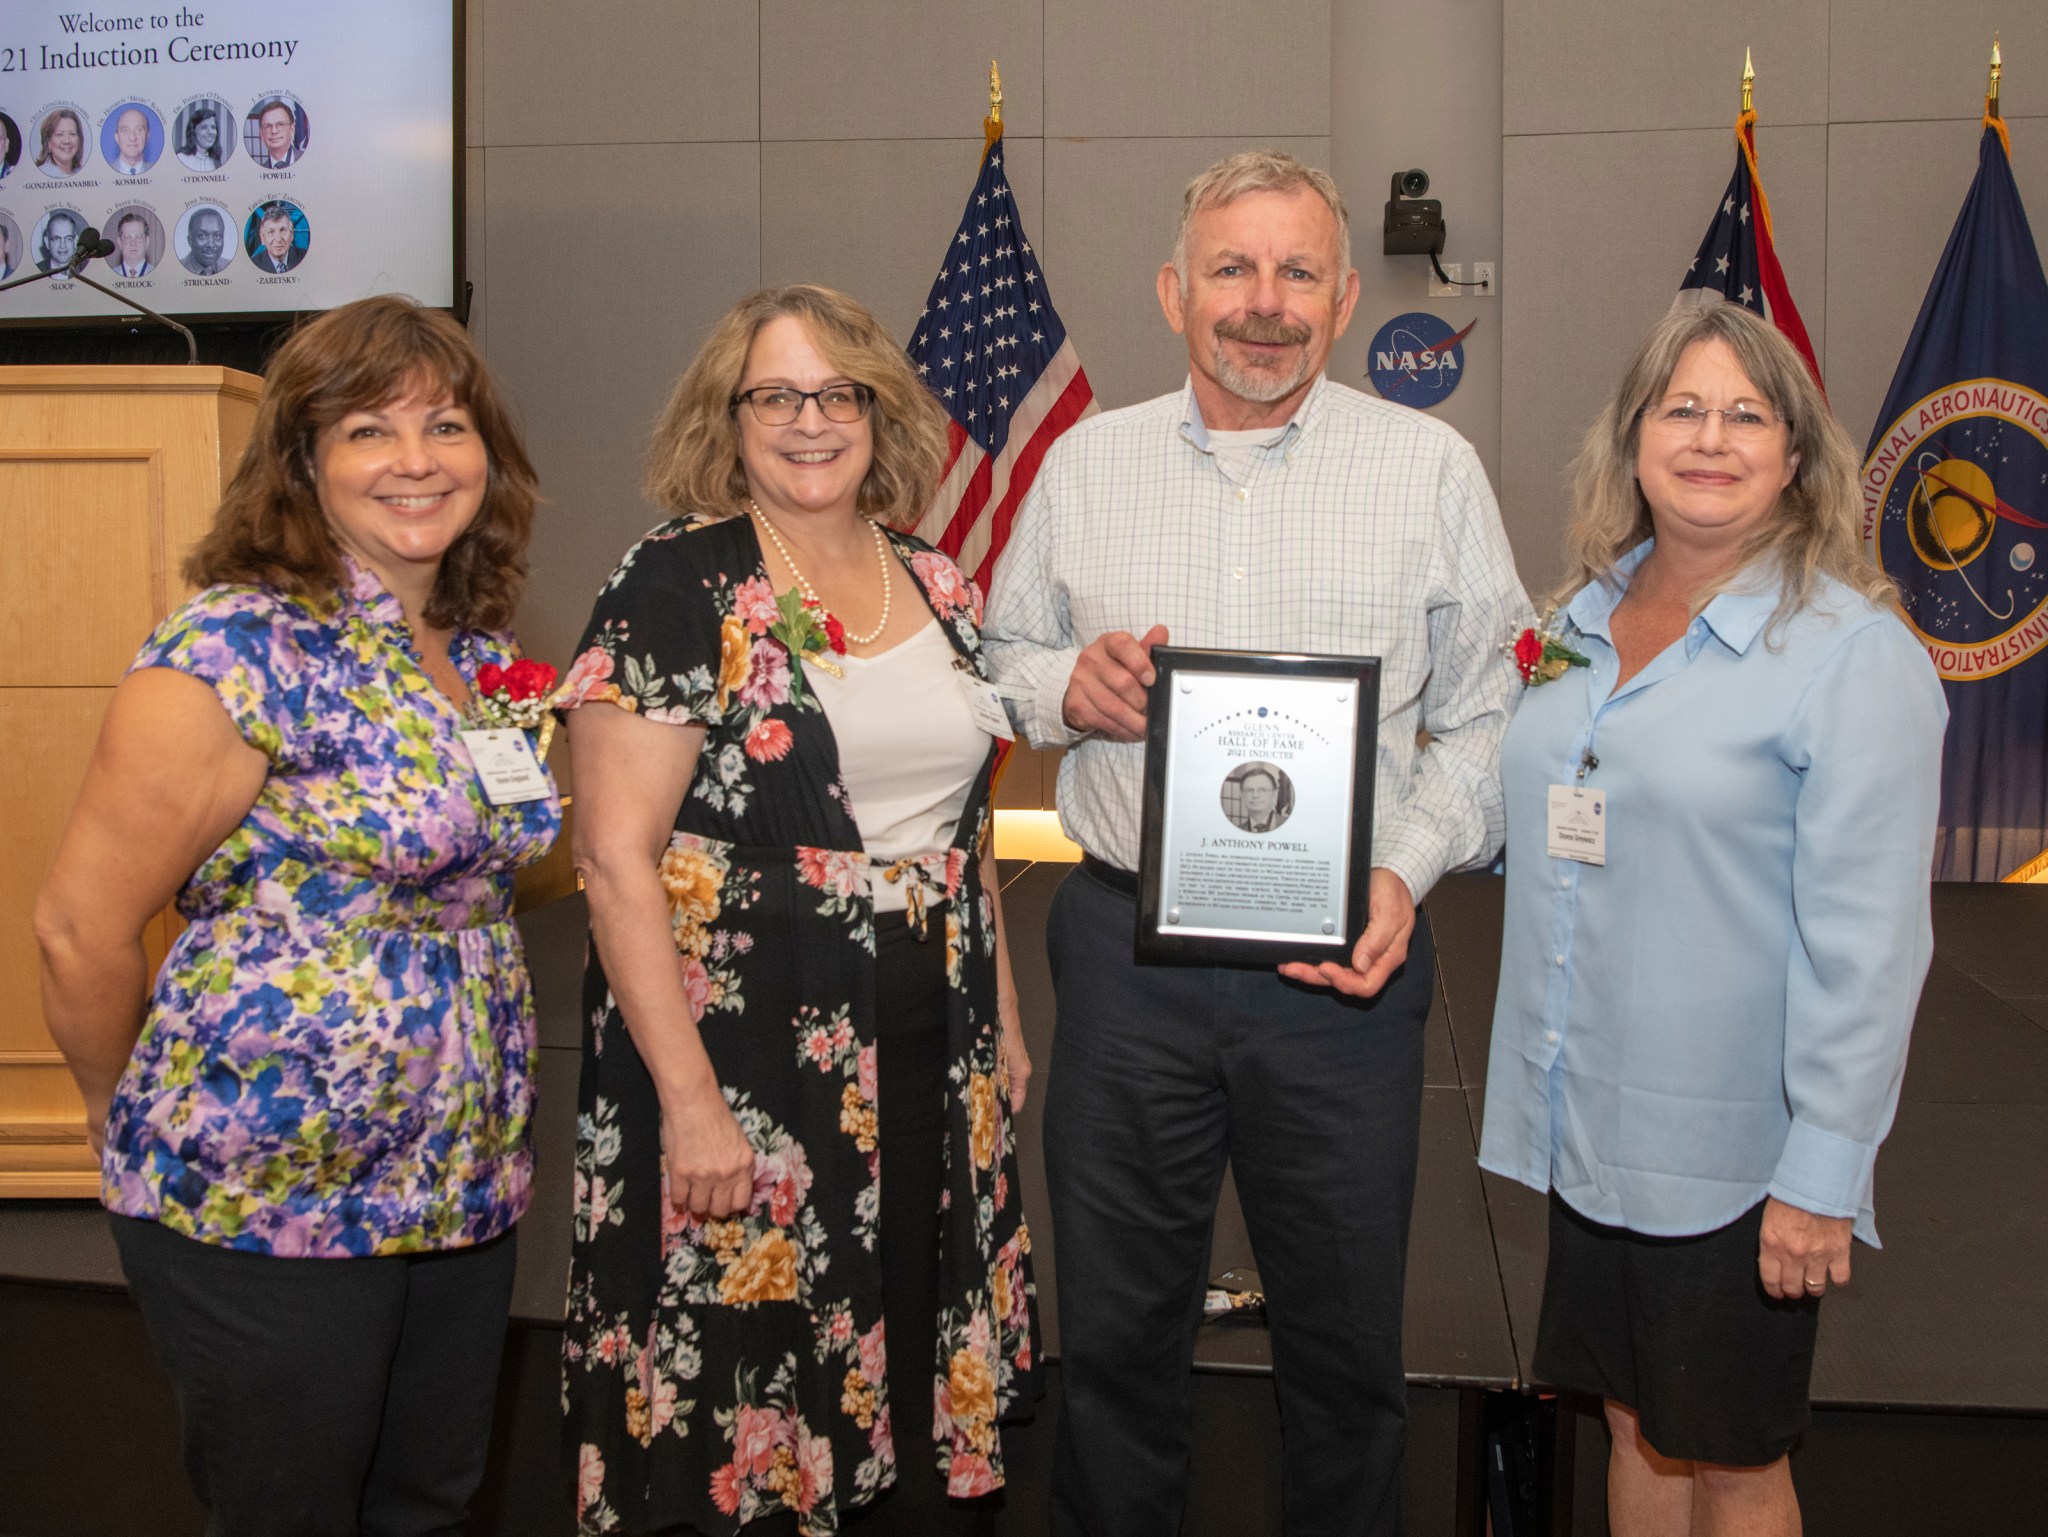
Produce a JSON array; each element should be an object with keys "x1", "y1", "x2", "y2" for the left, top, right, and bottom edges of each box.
[{"x1": 35, "y1": 296, "x2": 560, "y2": 1534}]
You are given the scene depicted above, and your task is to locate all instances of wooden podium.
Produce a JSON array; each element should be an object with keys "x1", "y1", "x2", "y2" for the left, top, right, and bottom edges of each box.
[{"x1": 0, "y1": 365, "x2": 262, "y2": 1197}]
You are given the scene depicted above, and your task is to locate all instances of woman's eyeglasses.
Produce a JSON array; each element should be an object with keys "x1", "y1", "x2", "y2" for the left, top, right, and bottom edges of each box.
[
  {"x1": 1641, "y1": 396, "x2": 1786, "y2": 439},
  {"x1": 731, "y1": 385, "x2": 875, "y2": 425}
]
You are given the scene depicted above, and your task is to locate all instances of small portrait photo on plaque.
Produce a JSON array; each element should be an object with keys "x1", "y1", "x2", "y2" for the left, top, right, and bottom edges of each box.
[
  {"x1": 0, "y1": 111, "x2": 22, "y2": 180},
  {"x1": 0, "y1": 212, "x2": 23, "y2": 281},
  {"x1": 1220, "y1": 760, "x2": 1295, "y2": 835},
  {"x1": 1136, "y1": 647, "x2": 1379, "y2": 967}
]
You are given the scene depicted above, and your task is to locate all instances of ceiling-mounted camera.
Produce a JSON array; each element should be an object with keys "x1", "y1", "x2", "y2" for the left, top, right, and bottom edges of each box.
[{"x1": 1383, "y1": 168, "x2": 1444, "y2": 256}]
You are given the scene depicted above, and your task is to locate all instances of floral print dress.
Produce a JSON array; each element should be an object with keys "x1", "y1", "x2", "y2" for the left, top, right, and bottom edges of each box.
[
  {"x1": 102, "y1": 559, "x2": 563, "y2": 1256},
  {"x1": 559, "y1": 515, "x2": 1038, "y2": 1537}
]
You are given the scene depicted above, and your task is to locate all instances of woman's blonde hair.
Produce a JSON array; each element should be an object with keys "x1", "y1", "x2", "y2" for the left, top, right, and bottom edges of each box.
[
  {"x1": 1557, "y1": 300, "x2": 1898, "y2": 630},
  {"x1": 645, "y1": 285, "x2": 948, "y2": 529}
]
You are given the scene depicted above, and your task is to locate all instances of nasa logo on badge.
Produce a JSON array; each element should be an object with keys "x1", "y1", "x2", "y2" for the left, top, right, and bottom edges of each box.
[{"x1": 1366, "y1": 312, "x2": 1475, "y2": 409}]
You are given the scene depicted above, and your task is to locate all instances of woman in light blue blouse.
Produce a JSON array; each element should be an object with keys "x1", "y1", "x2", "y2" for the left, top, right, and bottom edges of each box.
[{"x1": 1478, "y1": 301, "x2": 1944, "y2": 1535}]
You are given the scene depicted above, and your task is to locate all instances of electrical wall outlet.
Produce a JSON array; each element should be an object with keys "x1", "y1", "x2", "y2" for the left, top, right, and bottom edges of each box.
[
  {"x1": 1472, "y1": 261, "x2": 1498, "y2": 296},
  {"x1": 1427, "y1": 261, "x2": 1464, "y2": 297}
]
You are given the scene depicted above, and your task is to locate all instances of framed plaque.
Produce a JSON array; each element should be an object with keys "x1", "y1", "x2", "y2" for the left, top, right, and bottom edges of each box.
[{"x1": 1135, "y1": 647, "x2": 1379, "y2": 966}]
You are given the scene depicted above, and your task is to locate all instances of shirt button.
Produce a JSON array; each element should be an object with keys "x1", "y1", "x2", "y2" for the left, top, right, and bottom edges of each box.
[
  {"x1": 1236, "y1": 486, "x2": 1249, "y2": 502},
  {"x1": 1545, "y1": 1030, "x2": 1560, "y2": 1044},
  {"x1": 1231, "y1": 566, "x2": 1246, "y2": 581},
  {"x1": 1554, "y1": 954, "x2": 1565, "y2": 967},
  {"x1": 1559, "y1": 874, "x2": 1571, "y2": 888}
]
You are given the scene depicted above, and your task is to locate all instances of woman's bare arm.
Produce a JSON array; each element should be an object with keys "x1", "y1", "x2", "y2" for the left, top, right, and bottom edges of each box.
[
  {"x1": 982, "y1": 846, "x2": 1032, "y2": 1111},
  {"x1": 568, "y1": 702, "x2": 755, "y2": 1218},
  {"x1": 35, "y1": 669, "x2": 268, "y2": 1153}
]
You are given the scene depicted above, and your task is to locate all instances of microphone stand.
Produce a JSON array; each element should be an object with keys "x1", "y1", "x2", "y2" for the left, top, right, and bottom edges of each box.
[{"x1": 0, "y1": 250, "x2": 201, "y2": 364}]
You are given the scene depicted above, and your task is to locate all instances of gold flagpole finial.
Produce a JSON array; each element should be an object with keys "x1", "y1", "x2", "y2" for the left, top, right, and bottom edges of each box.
[
  {"x1": 1988, "y1": 35, "x2": 2002, "y2": 119},
  {"x1": 1741, "y1": 48, "x2": 1755, "y2": 114},
  {"x1": 982, "y1": 60, "x2": 1004, "y2": 159}
]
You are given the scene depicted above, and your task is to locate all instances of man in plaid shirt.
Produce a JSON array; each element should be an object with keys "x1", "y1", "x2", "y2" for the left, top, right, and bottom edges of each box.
[{"x1": 984, "y1": 150, "x2": 1530, "y2": 1536}]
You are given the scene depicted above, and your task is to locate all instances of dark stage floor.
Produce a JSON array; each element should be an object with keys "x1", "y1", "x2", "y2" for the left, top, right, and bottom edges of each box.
[{"x1": 4, "y1": 871, "x2": 2045, "y2": 1534}]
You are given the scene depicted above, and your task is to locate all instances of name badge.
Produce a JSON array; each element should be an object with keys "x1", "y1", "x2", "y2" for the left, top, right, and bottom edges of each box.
[
  {"x1": 959, "y1": 673, "x2": 1016, "y2": 741},
  {"x1": 460, "y1": 728, "x2": 551, "y2": 805},
  {"x1": 1546, "y1": 784, "x2": 1606, "y2": 865}
]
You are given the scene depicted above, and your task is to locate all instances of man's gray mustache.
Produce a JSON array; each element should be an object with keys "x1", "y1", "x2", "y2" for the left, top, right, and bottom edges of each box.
[{"x1": 1214, "y1": 318, "x2": 1312, "y2": 347}]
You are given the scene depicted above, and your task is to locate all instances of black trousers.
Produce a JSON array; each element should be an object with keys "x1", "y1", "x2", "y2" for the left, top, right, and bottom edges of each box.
[
  {"x1": 109, "y1": 1214, "x2": 517, "y2": 1537},
  {"x1": 1044, "y1": 865, "x2": 1433, "y2": 1537}
]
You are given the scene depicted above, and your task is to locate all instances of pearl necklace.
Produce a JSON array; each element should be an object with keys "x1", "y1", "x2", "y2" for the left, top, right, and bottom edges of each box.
[{"x1": 747, "y1": 499, "x2": 893, "y2": 646}]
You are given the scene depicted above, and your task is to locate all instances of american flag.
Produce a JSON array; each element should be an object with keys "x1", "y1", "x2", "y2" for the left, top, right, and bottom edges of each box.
[
  {"x1": 1676, "y1": 102, "x2": 1823, "y2": 389},
  {"x1": 907, "y1": 124, "x2": 1095, "y2": 589}
]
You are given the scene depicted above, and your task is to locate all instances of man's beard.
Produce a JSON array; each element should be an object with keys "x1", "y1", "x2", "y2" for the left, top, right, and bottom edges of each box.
[{"x1": 1210, "y1": 315, "x2": 1313, "y2": 404}]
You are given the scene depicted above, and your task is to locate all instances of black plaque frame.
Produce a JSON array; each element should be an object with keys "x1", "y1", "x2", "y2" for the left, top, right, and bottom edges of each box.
[{"x1": 1135, "y1": 646, "x2": 1380, "y2": 967}]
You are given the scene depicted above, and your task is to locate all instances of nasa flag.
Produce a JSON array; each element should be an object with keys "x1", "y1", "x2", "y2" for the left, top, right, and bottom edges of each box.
[
  {"x1": 1862, "y1": 113, "x2": 2048, "y2": 880},
  {"x1": 1676, "y1": 101, "x2": 1823, "y2": 387}
]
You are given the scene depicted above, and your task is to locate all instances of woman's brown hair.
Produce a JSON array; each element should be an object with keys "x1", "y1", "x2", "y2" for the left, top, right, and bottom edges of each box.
[
  {"x1": 185, "y1": 294, "x2": 539, "y2": 630},
  {"x1": 644, "y1": 284, "x2": 948, "y2": 529}
]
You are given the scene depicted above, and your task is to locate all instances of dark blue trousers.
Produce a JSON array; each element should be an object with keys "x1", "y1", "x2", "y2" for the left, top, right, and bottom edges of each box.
[{"x1": 1043, "y1": 864, "x2": 1433, "y2": 1537}]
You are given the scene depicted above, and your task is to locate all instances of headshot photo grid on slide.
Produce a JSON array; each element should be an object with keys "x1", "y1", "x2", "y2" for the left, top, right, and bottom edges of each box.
[{"x1": 0, "y1": 0, "x2": 453, "y2": 318}]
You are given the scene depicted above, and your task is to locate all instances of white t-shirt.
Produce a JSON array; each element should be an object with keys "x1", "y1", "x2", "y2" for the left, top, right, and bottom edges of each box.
[
  {"x1": 1203, "y1": 424, "x2": 1289, "y2": 485},
  {"x1": 805, "y1": 619, "x2": 990, "y2": 912}
]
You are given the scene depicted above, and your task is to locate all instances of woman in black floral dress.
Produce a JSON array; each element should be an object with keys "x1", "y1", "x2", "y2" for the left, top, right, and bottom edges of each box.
[{"x1": 558, "y1": 286, "x2": 1038, "y2": 1536}]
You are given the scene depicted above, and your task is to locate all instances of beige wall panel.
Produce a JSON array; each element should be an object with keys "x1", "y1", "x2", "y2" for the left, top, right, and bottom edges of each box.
[
  {"x1": 1504, "y1": 0, "x2": 1827, "y2": 136},
  {"x1": 0, "y1": 689, "x2": 110, "y2": 1055},
  {"x1": 482, "y1": 0, "x2": 758, "y2": 146},
  {"x1": 0, "y1": 458, "x2": 157, "y2": 687},
  {"x1": 762, "y1": 137, "x2": 1045, "y2": 344},
  {"x1": 483, "y1": 143, "x2": 763, "y2": 666},
  {"x1": 1332, "y1": 0, "x2": 1507, "y2": 488},
  {"x1": 762, "y1": 1, "x2": 1043, "y2": 140},
  {"x1": 1831, "y1": 0, "x2": 2043, "y2": 124},
  {"x1": 1500, "y1": 126, "x2": 1828, "y2": 596},
  {"x1": 1042, "y1": 136, "x2": 1332, "y2": 413},
  {"x1": 1825, "y1": 116, "x2": 2048, "y2": 460},
  {"x1": 1043, "y1": 0, "x2": 1330, "y2": 139}
]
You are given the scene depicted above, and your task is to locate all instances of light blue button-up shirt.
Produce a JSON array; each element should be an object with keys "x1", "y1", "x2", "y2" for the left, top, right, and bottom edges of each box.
[{"x1": 1477, "y1": 545, "x2": 1947, "y2": 1245}]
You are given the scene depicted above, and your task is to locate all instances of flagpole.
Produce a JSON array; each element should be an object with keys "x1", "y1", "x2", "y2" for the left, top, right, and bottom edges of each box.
[
  {"x1": 984, "y1": 60, "x2": 1003, "y2": 160},
  {"x1": 1741, "y1": 47, "x2": 1754, "y2": 115},
  {"x1": 1984, "y1": 36, "x2": 2010, "y2": 157}
]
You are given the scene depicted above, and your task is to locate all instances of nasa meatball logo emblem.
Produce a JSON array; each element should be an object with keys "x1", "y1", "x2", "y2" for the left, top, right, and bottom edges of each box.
[
  {"x1": 1863, "y1": 379, "x2": 2048, "y2": 680},
  {"x1": 1366, "y1": 312, "x2": 1475, "y2": 408}
]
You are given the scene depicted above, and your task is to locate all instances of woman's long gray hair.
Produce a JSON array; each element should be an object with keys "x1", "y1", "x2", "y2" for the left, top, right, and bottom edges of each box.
[{"x1": 1555, "y1": 300, "x2": 1898, "y2": 631}]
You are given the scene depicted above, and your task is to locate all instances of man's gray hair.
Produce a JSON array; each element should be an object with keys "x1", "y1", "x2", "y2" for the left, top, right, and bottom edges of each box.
[{"x1": 1170, "y1": 150, "x2": 1352, "y2": 287}]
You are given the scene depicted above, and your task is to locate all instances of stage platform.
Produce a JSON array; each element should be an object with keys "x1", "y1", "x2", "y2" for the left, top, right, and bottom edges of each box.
[{"x1": 4, "y1": 870, "x2": 2044, "y2": 1534}]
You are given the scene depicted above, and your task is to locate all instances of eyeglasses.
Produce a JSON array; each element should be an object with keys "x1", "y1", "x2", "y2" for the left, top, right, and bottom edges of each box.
[
  {"x1": 1641, "y1": 397, "x2": 1786, "y2": 439},
  {"x1": 731, "y1": 385, "x2": 875, "y2": 425}
]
